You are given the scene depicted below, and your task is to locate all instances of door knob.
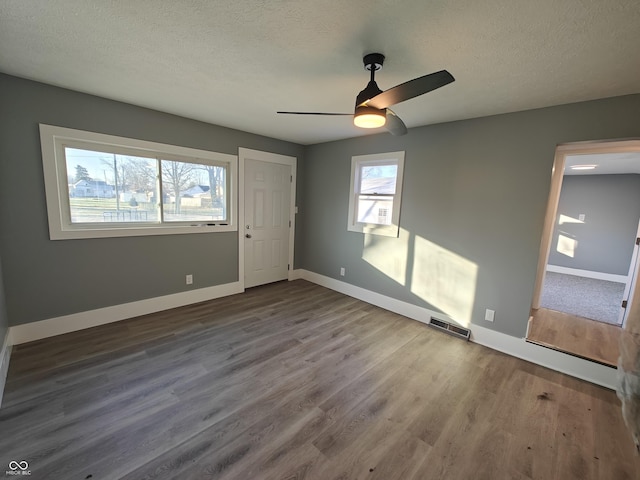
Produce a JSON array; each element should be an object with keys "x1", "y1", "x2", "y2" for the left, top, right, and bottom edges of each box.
[{"x1": 245, "y1": 234, "x2": 252, "y2": 238}]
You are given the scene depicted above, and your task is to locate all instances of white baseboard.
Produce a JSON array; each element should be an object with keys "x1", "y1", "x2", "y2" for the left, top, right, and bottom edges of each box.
[
  {"x1": 9, "y1": 281, "x2": 243, "y2": 345},
  {"x1": 288, "y1": 269, "x2": 304, "y2": 281},
  {"x1": 299, "y1": 269, "x2": 455, "y2": 325},
  {"x1": 470, "y1": 322, "x2": 615, "y2": 389},
  {"x1": 0, "y1": 329, "x2": 12, "y2": 407},
  {"x1": 546, "y1": 264, "x2": 628, "y2": 284},
  {"x1": 292, "y1": 269, "x2": 617, "y2": 390}
]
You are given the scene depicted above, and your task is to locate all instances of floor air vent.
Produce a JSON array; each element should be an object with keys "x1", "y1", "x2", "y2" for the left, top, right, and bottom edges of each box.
[{"x1": 428, "y1": 317, "x2": 471, "y2": 341}]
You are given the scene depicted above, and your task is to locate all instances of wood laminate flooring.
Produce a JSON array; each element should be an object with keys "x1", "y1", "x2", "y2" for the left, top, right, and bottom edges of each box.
[
  {"x1": 527, "y1": 308, "x2": 621, "y2": 367},
  {"x1": 1, "y1": 280, "x2": 638, "y2": 479}
]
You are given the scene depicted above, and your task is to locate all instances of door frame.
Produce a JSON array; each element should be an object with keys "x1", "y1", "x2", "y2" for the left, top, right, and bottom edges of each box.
[
  {"x1": 531, "y1": 139, "x2": 640, "y2": 312},
  {"x1": 620, "y1": 219, "x2": 640, "y2": 328},
  {"x1": 238, "y1": 148, "x2": 297, "y2": 290}
]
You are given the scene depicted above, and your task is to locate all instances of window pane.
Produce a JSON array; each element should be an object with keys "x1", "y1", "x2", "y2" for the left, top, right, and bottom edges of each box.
[
  {"x1": 357, "y1": 195, "x2": 394, "y2": 225},
  {"x1": 359, "y1": 164, "x2": 398, "y2": 194},
  {"x1": 161, "y1": 160, "x2": 227, "y2": 222},
  {"x1": 65, "y1": 147, "x2": 158, "y2": 223}
]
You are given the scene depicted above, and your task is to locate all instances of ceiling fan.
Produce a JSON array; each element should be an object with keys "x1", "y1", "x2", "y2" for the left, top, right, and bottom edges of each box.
[{"x1": 277, "y1": 53, "x2": 454, "y2": 136}]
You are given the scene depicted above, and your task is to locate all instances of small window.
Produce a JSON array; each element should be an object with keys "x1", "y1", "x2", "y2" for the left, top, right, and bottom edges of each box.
[
  {"x1": 347, "y1": 151, "x2": 405, "y2": 237},
  {"x1": 40, "y1": 125, "x2": 237, "y2": 240}
]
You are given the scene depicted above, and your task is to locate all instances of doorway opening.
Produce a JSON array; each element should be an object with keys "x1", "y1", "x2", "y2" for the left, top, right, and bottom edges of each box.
[{"x1": 527, "y1": 140, "x2": 640, "y2": 366}]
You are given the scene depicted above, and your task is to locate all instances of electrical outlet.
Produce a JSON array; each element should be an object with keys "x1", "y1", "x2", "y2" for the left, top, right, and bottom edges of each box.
[
  {"x1": 340, "y1": 267, "x2": 345, "y2": 277},
  {"x1": 186, "y1": 274, "x2": 193, "y2": 285},
  {"x1": 485, "y1": 309, "x2": 495, "y2": 322}
]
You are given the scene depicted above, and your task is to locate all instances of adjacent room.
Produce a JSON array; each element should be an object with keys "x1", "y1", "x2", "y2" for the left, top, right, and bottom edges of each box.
[
  {"x1": 527, "y1": 151, "x2": 640, "y2": 367},
  {"x1": 1, "y1": 1, "x2": 640, "y2": 479}
]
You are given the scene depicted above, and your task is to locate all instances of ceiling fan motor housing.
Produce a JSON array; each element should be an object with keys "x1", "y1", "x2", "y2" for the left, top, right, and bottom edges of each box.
[
  {"x1": 356, "y1": 81, "x2": 383, "y2": 107},
  {"x1": 356, "y1": 53, "x2": 385, "y2": 108}
]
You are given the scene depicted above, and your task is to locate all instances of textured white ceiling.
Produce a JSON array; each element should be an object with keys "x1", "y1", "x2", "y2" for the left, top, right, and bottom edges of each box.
[
  {"x1": 1, "y1": 0, "x2": 640, "y2": 145},
  {"x1": 565, "y1": 152, "x2": 640, "y2": 176}
]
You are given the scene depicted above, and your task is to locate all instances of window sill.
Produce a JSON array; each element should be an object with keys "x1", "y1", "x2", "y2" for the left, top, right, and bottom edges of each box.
[
  {"x1": 348, "y1": 223, "x2": 400, "y2": 238},
  {"x1": 49, "y1": 223, "x2": 237, "y2": 240}
]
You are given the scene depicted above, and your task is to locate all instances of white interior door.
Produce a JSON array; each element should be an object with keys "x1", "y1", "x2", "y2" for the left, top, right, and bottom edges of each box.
[{"x1": 244, "y1": 158, "x2": 292, "y2": 288}]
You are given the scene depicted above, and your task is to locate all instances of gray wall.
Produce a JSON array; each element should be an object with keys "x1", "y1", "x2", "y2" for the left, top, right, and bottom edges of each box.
[
  {"x1": 0, "y1": 74, "x2": 304, "y2": 326},
  {"x1": 298, "y1": 94, "x2": 640, "y2": 338},
  {"x1": 0, "y1": 256, "x2": 8, "y2": 346},
  {"x1": 548, "y1": 174, "x2": 640, "y2": 275}
]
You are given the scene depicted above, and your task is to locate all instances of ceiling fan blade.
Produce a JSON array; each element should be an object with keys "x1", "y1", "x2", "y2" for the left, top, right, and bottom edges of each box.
[
  {"x1": 366, "y1": 70, "x2": 454, "y2": 109},
  {"x1": 385, "y1": 109, "x2": 408, "y2": 136},
  {"x1": 277, "y1": 111, "x2": 352, "y2": 116}
]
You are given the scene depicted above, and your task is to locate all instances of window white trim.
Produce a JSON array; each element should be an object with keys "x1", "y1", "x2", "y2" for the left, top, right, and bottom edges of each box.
[
  {"x1": 347, "y1": 151, "x2": 405, "y2": 237},
  {"x1": 40, "y1": 124, "x2": 238, "y2": 239}
]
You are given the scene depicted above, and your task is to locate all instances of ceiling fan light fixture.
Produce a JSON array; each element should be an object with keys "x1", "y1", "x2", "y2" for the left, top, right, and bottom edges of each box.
[
  {"x1": 276, "y1": 53, "x2": 454, "y2": 137},
  {"x1": 354, "y1": 106, "x2": 386, "y2": 129}
]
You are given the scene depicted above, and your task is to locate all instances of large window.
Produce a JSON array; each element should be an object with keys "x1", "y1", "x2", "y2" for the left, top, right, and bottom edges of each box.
[
  {"x1": 40, "y1": 125, "x2": 237, "y2": 239},
  {"x1": 347, "y1": 151, "x2": 405, "y2": 237}
]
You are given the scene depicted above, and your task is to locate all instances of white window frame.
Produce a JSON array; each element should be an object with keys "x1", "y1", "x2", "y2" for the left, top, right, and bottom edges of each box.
[
  {"x1": 347, "y1": 151, "x2": 405, "y2": 238},
  {"x1": 40, "y1": 124, "x2": 238, "y2": 240}
]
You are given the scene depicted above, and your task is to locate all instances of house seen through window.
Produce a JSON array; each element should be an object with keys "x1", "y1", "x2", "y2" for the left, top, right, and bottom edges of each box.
[
  {"x1": 66, "y1": 148, "x2": 227, "y2": 224},
  {"x1": 348, "y1": 151, "x2": 405, "y2": 237},
  {"x1": 40, "y1": 124, "x2": 237, "y2": 239}
]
